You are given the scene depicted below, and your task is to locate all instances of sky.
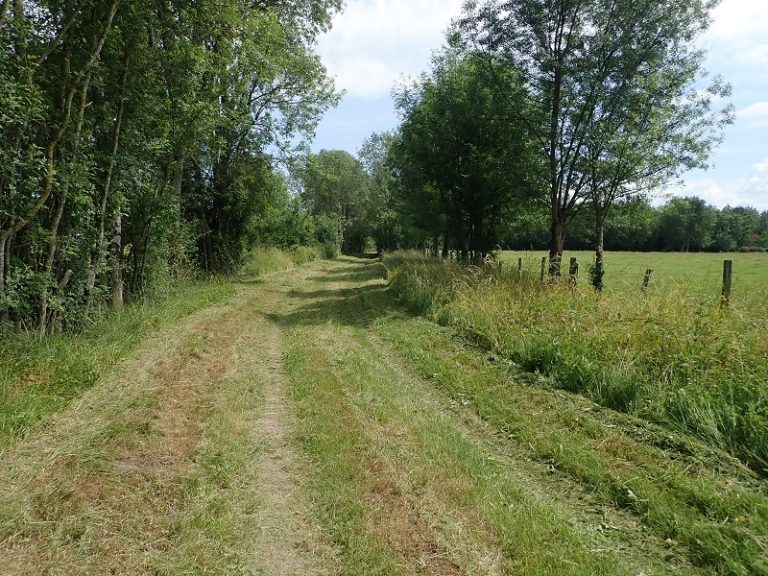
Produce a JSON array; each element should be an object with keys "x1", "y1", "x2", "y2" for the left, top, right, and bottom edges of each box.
[{"x1": 312, "y1": 0, "x2": 768, "y2": 211}]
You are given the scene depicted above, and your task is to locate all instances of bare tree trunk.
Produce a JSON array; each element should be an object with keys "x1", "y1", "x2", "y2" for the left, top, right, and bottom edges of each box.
[
  {"x1": 109, "y1": 214, "x2": 123, "y2": 309},
  {"x1": 84, "y1": 50, "x2": 129, "y2": 312}
]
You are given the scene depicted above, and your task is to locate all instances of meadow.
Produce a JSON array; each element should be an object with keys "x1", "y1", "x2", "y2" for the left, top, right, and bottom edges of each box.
[
  {"x1": 385, "y1": 251, "x2": 768, "y2": 476},
  {"x1": 499, "y1": 250, "x2": 768, "y2": 298}
]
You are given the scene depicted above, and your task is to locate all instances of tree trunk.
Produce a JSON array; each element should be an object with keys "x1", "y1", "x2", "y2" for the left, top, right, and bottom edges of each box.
[
  {"x1": 549, "y1": 216, "x2": 566, "y2": 277},
  {"x1": 0, "y1": 0, "x2": 11, "y2": 29},
  {"x1": 38, "y1": 194, "x2": 68, "y2": 333},
  {"x1": 2, "y1": 0, "x2": 117, "y2": 249},
  {"x1": 84, "y1": 51, "x2": 129, "y2": 312},
  {"x1": 592, "y1": 207, "x2": 606, "y2": 291},
  {"x1": 12, "y1": 0, "x2": 25, "y2": 62},
  {"x1": 109, "y1": 214, "x2": 123, "y2": 309},
  {"x1": 0, "y1": 232, "x2": 9, "y2": 322},
  {"x1": 39, "y1": 68, "x2": 93, "y2": 333}
]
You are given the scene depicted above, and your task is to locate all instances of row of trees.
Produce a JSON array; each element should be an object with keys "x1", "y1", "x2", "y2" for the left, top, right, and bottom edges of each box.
[
  {"x1": 508, "y1": 196, "x2": 768, "y2": 253},
  {"x1": 1, "y1": 0, "x2": 340, "y2": 332},
  {"x1": 382, "y1": 0, "x2": 732, "y2": 289}
]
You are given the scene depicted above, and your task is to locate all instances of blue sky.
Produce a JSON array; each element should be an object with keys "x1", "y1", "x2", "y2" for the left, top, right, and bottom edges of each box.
[{"x1": 312, "y1": 0, "x2": 768, "y2": 211}]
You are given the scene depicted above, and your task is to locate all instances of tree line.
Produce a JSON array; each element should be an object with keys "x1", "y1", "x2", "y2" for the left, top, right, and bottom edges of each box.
[
  {"x1": 1, "y1": 0, "x2": 341, "y2": 333},
  {"x1": 1, "y1": 0, "x2": 749, "y2": 333},
  {"x1": 299, "y1": 0, "x2": 736, "y2": 291}
]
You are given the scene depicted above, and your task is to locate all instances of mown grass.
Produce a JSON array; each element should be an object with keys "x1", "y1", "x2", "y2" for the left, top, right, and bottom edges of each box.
[
  {"x1": 377, "y1": 314, "x2": 768, "y2": 576},
  {"x1": 0, "y1": 246, "x2": 318, "y2": 452},
  {"x1": 385, "y1": 252, "x2": 768, "y2": 476},
  {"x1": 281, "y1": 276, "x2": 663, "y2": 575},
  {"x1": 0, "y1": 279, "x2": 235, "y2": 451}
]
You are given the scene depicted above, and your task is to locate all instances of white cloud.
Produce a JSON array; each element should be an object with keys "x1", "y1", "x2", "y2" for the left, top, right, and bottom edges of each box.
[
  {"x1": 318, "y1": 0, "x2": 465, "y2": 99},
  {"x1": 670, "y1": 157, "x2": 768, "y2": 210},
  {"x1": 734, "y1": 101, "x2": 768, "y2": 129},
  {"x1": 709, "y1": 0, "x2": 768, "y2": 40},
  {"x1": 736, "y1": 102, "x2": 768, "y2": 119}
]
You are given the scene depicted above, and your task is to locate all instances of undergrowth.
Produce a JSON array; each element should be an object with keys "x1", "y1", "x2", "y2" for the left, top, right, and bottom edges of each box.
[{"x1": 385, "y1": 252, "x2": 768, "y2": 476}]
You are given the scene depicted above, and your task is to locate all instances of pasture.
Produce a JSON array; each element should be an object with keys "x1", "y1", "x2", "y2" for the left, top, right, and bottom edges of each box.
[{"x1": 500, "y1": 250, "x2": 768, "y2": 298}]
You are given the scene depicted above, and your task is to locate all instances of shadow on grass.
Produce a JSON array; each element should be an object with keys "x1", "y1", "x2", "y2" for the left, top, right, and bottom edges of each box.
[
  {"x1": 267, "y1": 260, "x2": 401, "y2": 329},
  {"x1": 308, "y1": 261, "x2": 386, "y2": 283}
]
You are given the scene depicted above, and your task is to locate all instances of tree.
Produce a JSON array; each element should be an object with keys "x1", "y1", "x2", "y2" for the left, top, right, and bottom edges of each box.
[
  {"x1": 300, "y1": 150, "x2": 373, "y2": 255},
  {"x1": 393, "y1": 49, "x2": 539, "y2": 260},
  {"x1": 655, "y1": 196, "x2": 716, "y2": 252},
  {"x1": 0, "y1": 0, "x2": 341, "y2": 332},
  {"x1": 358, "y1": 132, "x2": 401, "y2": 252},
  {"x1": 460, "y1": 0, "x2": 729, "y2": 276}
]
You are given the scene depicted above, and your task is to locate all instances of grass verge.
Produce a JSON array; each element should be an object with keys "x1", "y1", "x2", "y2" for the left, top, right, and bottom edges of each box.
[
  {"x1": 377, "y1": 314, "x2": 768, "y2": 575},
  {"x1": 0, "y1": 279, "x2": 235, "y2": 451},
  {"x1": 385, "y1": 253, "x2": 768, "y2": 476}
]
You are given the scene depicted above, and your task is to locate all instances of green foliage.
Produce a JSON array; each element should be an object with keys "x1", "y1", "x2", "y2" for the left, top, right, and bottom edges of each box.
[
  {"x1": 392, "y1": 50, "x2": 540, "y2": 258},
  {"x1": 299, "y1": 150, "x2": 373, "y2": 254},
  {"x1": 459, "y1": 0, "x2": 731, "y2": 264},
  {"x1": 504, "y1": 196, "x2": 768, "y2": 254},
  {"x1": 0, "y1": 0, "x2": 341, "y2": 333}
]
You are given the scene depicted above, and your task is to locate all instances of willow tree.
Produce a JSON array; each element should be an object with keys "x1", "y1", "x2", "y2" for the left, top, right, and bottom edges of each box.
[{"x1": 460, "y1": 0, "x2": 728, "y2": 276}]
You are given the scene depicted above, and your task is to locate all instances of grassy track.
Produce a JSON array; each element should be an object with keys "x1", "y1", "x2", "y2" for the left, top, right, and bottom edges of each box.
[{"x1": 1, "y1": 257, "x2": 766, "y2": 574}]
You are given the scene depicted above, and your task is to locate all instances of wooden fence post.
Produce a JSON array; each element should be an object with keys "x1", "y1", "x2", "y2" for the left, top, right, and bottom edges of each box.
[
  {"x1": 518, "y1": 258, "x2": 524, "y2": 277},
  {"x1": 722, "y1": 259, "x2": 733, "y2": 306},
  {"x1": 540, "y1": 257, "x2": 546, "y2": 282},
  {"x1": 569, "y1": 257, "x2": 579, "y2": 284},
  {"x1": 642, "y1": 268, "x2": 653, "y2": 292}
]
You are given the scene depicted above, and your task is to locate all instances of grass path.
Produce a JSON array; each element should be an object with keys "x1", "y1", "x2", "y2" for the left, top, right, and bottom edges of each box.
[{"x1": 0, "y1": 257, "x2": 765, "y2": 575}]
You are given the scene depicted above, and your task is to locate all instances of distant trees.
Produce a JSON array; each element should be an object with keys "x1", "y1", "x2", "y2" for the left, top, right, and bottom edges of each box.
[
  {"x1": 299, "y1": 150, "x2": 372, "y2": 255},
  {"x1": 504, "y1": 196, "x2": 768, "y2": 253},
  {"x1": 0, "y1": 0, "x2": 341, "y2": 332},
  {"x1": 459, "y1": 0, "x2": 731, "y2": 280},
  {"x1": 358, "y1": 132, "x2": 401, "y2": 253},
  {"x1": 298, "y1": 140, "x2": 404, "y2": 256}
]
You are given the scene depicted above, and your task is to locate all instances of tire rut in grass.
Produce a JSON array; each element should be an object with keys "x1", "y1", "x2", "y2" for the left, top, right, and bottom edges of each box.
[
  {"x1": 0, "y1": 283, "x2": 338, "y2": 575},
  {"x1": 240, "y1": 287, "x2": 338, "y2": 576}
]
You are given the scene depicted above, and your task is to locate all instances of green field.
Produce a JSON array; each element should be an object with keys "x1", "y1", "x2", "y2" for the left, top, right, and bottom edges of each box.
[{"x1": 501, "y1": 250, "x2": 768, "y2": 297}]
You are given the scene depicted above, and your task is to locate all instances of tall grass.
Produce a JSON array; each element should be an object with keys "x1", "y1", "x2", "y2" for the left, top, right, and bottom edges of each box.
[
  {"x1": 239, "y1": 244, "x2": 337, "y2": 279},
  {"x1": 386, "y1": 253, "x2": 768, "y2": 475}
]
